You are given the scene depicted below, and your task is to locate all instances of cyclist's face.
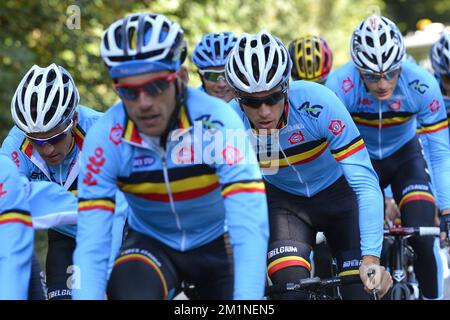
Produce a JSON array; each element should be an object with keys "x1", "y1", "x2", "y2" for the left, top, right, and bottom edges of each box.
[
  {"x1": 238, "y1": 87, "x2": 286, "y2": 130},
  {"x1": 27, "y1": 113, "x2": 78, "y2": 166},
  {"x1": 116, "y1": 69, "x2": 188, "y2": 137},
  {"x1": 361, "y1": 70, "x2": 400, "y2": 101},
  {"x1": 200, "y1": 66, "x2": 235, "y2": 102}
]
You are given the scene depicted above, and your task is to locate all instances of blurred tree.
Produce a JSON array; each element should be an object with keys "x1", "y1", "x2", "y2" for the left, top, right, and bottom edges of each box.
[
  {"x1": 385, "y1": 0, "x2": 450, "y2": 33},
  {"x1": 1, "y1": 0, "x2": 449, "y2": 287},
  {"x1": 1, "y1": 0, "x2": 384, "y2": 141}
]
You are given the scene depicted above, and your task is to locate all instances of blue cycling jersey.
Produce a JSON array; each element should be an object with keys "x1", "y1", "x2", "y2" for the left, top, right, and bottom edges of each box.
[
  {"x1": 1, "y1": 105, "x2": 128, "y2": 239},
  {"x1": 73, "y1": 87, "x2": 269, "y2": 300},
  {"x1": 0, "y1": 154, "x2": 33, "y2": 299},
  {"x1": 229, "y1": 80, "x2": 384, "y2": 258},
  {"x1": 326, "y1": 60, "x2": 450, "y2": 210},
  {"x1": 415, "y1": 75, "x2": 450, "y2": 200}
]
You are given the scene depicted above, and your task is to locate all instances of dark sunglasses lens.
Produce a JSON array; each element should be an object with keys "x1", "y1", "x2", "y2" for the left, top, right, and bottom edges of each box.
[
  {"x1": 30, "y1": 132, "x2": 67, "y2": 146},
  {"x1": 239, "y1": 91, "x2": 284, "y2": 108},
  {"x1": 204, "y1": 72, "x2": 225, "y2": 82},
  {"x1": 117, "y1": 87, "x2": 138, "y2": 100},
  {"x1": 143, "y1": 80, "x2": 170, "y2": 96}
]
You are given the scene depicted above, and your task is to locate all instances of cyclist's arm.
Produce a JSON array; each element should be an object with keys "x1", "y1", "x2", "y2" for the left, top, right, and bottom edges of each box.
[
  {"x1": 72, "y1": 124, "x2": 119, "y2": 300},
  {"x1": 319, "y1": 88, "x2": 384, "y2": 258},
  {"x1": 0, "y1": 155, "x2": 33, "y2": 299},
  {"x1": 27, "y1": 180, "x2": 78, "y2": 228},
  {"x1": 1, "y1": 131, "x2": 32, "y2": 177},
  {"x1": 417, "y1": 84, "x2": 450, "y2": 212},
  {"x1": 211, "y1": 110, "x2": 269, "y2": 300}
]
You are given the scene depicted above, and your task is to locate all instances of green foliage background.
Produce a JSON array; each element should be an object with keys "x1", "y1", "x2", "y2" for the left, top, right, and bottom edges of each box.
[{"x1": 0, "y1": 0, "x2": 449, "y2": 270}]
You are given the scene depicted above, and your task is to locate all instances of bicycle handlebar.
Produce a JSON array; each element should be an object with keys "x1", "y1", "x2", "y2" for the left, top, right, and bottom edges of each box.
[
  {"x1": 266, "y1": 275, "x2": 379, "y2": 300},
  {"x1": 384, "y1": 226, "x2": 440, "y2": 237}
]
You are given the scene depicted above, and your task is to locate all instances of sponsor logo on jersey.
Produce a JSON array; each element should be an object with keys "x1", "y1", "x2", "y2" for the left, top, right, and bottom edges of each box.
[
  {"x1": 429, "y1": 99, "x2": 441, "y2": 113},
  {"x1": 195, "y1": 114, "x2": 224, "y2": 129},
  {"x1": 288, "y1": 131, "x2": 305, "y2": 145},
  {"x1": 11, "y1": 151, "x2": 20, "y2": 167},
  {"x1": 358, "y1": 98, "x2": 373, "y2": 106},
  {"x1": 328, "y1": 120, "x2": 346, "y2": 136},
  {"x1": 222, "y1": 146, "x2": 243, "y2": 165},
  {"x1": 388, "y1": 100, "x2": 401, "y2": 111},
  {"x1": 408, "y1": 79, "x2": 429, "y2": 94},
  {"x1": 109, "y1": 123, "x2": 123, "y2": 145},
  {"x1": 83, "y1": 147, "x2": 105, "y2": 186},
  {"x1": 342, "y1": 77, "x2": 354, "y2": 93},
  {"x1": 298, "y1": 101, "x2": 323, "y2": 118},
  {"x1": 0, "y1": 183, "x2": 7, "y2": 197},
  {"x1": 133, "y1": 155, "x2": 155, "y2": 168},
  {"x1": 30, "y1": 171, "x2": 51, "y2": 180}
]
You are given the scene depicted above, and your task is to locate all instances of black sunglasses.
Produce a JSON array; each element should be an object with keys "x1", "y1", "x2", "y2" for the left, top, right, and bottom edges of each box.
[
  {"x1": 114, "y1": 72, "x2": 178, "y2": 100},
  {"x1": 361, "y1": 68, "x2": 400, "y2": 83},
  {"x1": 237, "y1": 90, "x2": 286, "y2": 109},
  {"x1": 25, "y1": 119, "x2": 73, "y2": 146}
]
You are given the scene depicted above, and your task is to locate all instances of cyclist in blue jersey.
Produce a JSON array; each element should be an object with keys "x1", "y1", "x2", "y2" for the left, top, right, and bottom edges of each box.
[
  {"x1": 192, "y1": 32, "x2": 237, "y2": 102},
  {"x1": 1, "y1": 64, "x2": 128, "y2": 300},
  {"x1": 225, "y1": 31, "x2": 392, "y2": 299},
  {"x1": 326, "y1": 15, "x2": 450, "y2": 300},
  {"x1": 429, "y1": 33, "x2": 450, "y2": 132},
  {"x1": 0, "y1": 153, "x2": 34, "y2": 300},
  {"x1": 288, "y1": 34, "x2": 335, "y2": 281},
  {"x1": 72, "y1": 13, "x2": 269, "y2": 300}
]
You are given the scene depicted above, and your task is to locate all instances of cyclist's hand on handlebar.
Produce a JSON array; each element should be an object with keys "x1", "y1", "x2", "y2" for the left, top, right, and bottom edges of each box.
[
  {"x1": 439, "y1": 212, "x2": 450, "y2": 243},
  {"x1": 359, "y1": 256, "x2": 392, "y2": 298},
  {"x1": 385, "y1": 197, "x2": 400, "y2": 222}
]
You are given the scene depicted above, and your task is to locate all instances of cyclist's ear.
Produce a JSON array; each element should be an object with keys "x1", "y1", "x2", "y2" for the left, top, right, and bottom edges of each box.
[{"x1": 179, "y1": 66, "x2": 189, "y2": 86}]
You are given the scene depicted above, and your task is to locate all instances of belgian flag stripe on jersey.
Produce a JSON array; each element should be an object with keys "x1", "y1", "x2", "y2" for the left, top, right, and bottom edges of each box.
[
  {"x1": 417, "y1": 119, "x2": 448, "y2": 134},
  {"x1": 331, "y1": 136, "x2": 365, "y2": 161},
  {"x1": 0, "y1": 210, "x2": 32, "y2": 227},
  {"x1": 78, "y1": 198, "x2": 115, "y2": 213}
]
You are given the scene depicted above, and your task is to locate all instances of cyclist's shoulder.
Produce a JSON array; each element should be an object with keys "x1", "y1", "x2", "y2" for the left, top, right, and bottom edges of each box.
[
  {"x1": 1, "y1": 126, "x2": 26, "y2": 150},
  {"x1": 399, "y1": 61, "x2": 439, "y2": 92},
  {"x1": 326, "y1": 61, "x2": 359, "y2": 83},
  {"x1": 289, "y1": 80, "x2": 348, "y2": 117},
  {"x1": 83, "y1": 101, "x2": 124, "y2": 135},
  {"x1": 0, "y1": 153, "x2": 17, "y2": 175},
  {"x1": 186, "y1": 86, "x2": 243, "y2": 128}
]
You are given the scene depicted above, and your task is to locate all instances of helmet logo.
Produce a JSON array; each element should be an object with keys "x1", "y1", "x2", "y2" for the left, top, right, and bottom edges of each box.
[{"x1": 370, "y1": 16, "x2": 378, "y2": 30}]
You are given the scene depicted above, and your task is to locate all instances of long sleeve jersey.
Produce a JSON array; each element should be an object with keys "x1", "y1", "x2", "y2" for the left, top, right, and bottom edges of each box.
[
  {"x1": 229, "y1": 80, "x2": 384, "y2": 258},
  {"x1": 73, "y1": 87, "x2": 269, "y2": 300},
  {"x1": 326, "y1": 60, "x2": 450, "y2": 210}
]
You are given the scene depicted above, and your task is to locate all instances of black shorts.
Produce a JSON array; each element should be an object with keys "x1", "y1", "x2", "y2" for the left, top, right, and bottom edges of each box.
[
  {"x1": 46, "y1": 229, "x2": 76, "y2": 300},
  {"x1": 266, "y1": 176, "x2": 362, "y2": 277},
  {"x1": 107, "y1": 229, "x2": 234, "y2": 300}
]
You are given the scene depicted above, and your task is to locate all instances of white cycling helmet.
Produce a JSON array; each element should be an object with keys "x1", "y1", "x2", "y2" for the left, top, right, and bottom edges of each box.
[
  {"x1": 101, "y1": 13, "x2": 187, "y2": 78},
  {"x1": 225, "y1": 31, "x2": 291, "y2": 93},
  {"x1": 351, "y1": 15, "x2": 405, "y2": 74},
  {"x1": 11, "y1": 64, "x2": 79, "y2": 133}
]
